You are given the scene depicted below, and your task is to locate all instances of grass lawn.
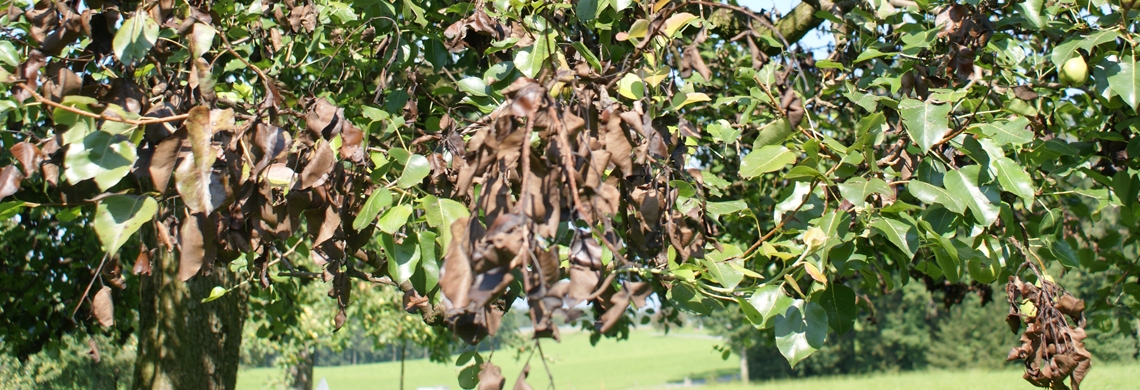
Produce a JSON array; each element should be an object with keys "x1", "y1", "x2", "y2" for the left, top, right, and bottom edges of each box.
[
  {"x1": 709, "y1": 363, "x2": 1140, "y2": 390},
  {"x1": 237, "y1": 329, "x2": 1140, "y2": 390},
  {"x1": 236, "y1": 328, "x2": 736, "y2": 390}
]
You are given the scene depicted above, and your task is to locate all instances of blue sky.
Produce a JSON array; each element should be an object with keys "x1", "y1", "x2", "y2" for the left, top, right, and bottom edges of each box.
[{"x1": 736, "y1": 0, "x2": 834, "y2": 57}]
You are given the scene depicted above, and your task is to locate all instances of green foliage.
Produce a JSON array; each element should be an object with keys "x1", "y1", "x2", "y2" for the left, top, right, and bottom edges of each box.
[
  {"x1": 2, "y1": 0, "x2": 1140, "y2": 387},
  {"x1": 0, "y1": 334, "x2": 136, "y2": 390}
]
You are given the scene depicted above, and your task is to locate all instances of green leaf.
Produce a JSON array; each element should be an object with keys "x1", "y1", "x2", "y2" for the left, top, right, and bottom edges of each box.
[
  {"x1": 706, "y1": 200, "x2": 747, "y2": 218},
  {"x1": 819, "y1": 283, "x2": 857, "y2": 335},
  {"x1": 898, "y1": 98, "x2": 952, "y2": 154},
  {"x1": 746, "y1": 284, "x2": 795, "y2": 329},
  {"x1": 457, "y1": 77, "x2": 490, "y2": 97},
  {"x1": 836, "y1": 177, "x2": 893, "y2": 206},
  {"x1": 397, "y1": 154, "x2": 431, "y2": 188},
  {"x1": 673, "y1": 92, "x2": 710, "y2": 110},
  {"x1": 1108, "y1": 55, "x2": 1140, "y2": 112},
  {"x1": 974, "y1": 117, "x2": 1032, "y2": 146},
  {"x1": 613, "y1": 0, "x2": 634, "y2": 12},
  {"x1": 55, "y1": 96, "x2": 100, "y2": 145},
  {"x1": 113, "y1": 12, "x2": 159, "y2": 67},
  {"x1": 64, "y1": 131, "x2": 138, "y2": 190},
  {"x1": 707, "y1": 119, "x2": 741, "y2": 144},
  {"x1": 56, "y1": 207, "x2": 82, "y2": 223},
  {"x1": 514, "y1": 22, "x2": 553, "y2": 78},
  {"x1": 703, "y1": 245, "x2": 744, "y2": 290},
  {"x1": 201, "y1": 286, "x2": 227, "y2": 303},
  {"x1": 1015, "y1": 0, "x2": 1044, "y2": 30},
  {"x1": 662, "y1": 12, "x2": 697, "y2": 38},
  {"x1": 908, "y1": 180, "x2": 966, "y2": 214},
  {"x1": 94, "y1": 195, "x2": 158, "y2": 254},
  {"x1": 576, "y1": 0, "x2": 599, "y2": 22},
  {"x1": 421, "y1": 195, "x2": 470, "y2": 252},
  {"x1": 376, "y1": 204, "x2": 413, "y2": 234},
  {"x1": 381, "y1": 233, "x2": 421, "y2": 285},
  {"x1": 418, "y1": 231, "x2": 440, "y2": 293},
  {"x1": 1051, "y1": 31, "x2": 1120, "y2": 70},
  {"x1": 871, "y1": 217, "x2": 918, "y2": 260},
  {"x1": 0, "y1": 201, "x2": 26, "y2": 220},
  {"x1": 0, "y1": 41, "x2": 19, "y2": 67},
  {"x1": 1049, "y1": 237, "x2": 1080, "y2": 268},
  {"x1": 993, "y1": 157, "x2": 1035, "y2": 204},
  {"x1": 352, "y1": 188, "x2": 392, "y2": 231},
  {"x1": 932, "y1": 244, "x2": 962, "y2": 283},
  {"x1": 943, "y1": 165, "x2": 1000, "y2": 226},
  {"x1": 753, "y1": 119, "x2": 793, "y2": 149},
  {"x1": 774, "y1": 300, "x2": 828, "y2": 368},
  {"x1": 740, "y1": 145, "x2": 796, "y2": 179},
  {"x1": 618, "y1": 73, "x2": 645, "y2": 100},
  {"x1": 854, "y1": 48, "x2": 890, "y2": 63},
  {"x1": 571, "y1": 42, "x2": 602, "y2": 71},
  {"x1": 624, "y1": 19, "x2": 649, "y2": 40},
  {"x1": 330, "y1": 0, "x2": 360, "y2": 23}
]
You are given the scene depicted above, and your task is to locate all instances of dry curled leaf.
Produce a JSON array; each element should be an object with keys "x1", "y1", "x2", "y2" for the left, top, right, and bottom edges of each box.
[{"x1": 92, "y1": 286, "x2": 114, "y2": 327}]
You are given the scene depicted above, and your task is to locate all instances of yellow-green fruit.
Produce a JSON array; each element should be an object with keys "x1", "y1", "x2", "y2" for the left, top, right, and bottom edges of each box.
[
  {"x1": 1061, "y1": 57, "x2": 1089, "y2": 86},
  {"x1": 1019, "y1": 298, "x2": 1038, "y2": 322}
]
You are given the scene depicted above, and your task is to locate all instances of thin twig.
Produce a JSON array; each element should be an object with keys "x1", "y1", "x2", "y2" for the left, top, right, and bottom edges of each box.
[{"x1": 18, "y1": 84, "x2": 189, "y2": 125}]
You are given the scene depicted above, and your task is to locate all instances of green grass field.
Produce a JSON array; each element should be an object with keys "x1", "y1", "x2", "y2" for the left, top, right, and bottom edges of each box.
[{"x1": 236, "y1": 329, "x2": 1140, "y2": 390}]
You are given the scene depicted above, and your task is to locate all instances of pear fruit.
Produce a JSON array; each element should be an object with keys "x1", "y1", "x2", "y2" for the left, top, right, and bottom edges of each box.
[{"x1": 1060, "y1": 56, "x2": 1089, "y2": 87}]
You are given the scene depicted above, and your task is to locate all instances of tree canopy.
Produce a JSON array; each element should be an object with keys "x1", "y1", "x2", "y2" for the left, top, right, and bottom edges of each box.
[{"x1": 2, "y1": 0, "x2": 1139, "y2": 389}]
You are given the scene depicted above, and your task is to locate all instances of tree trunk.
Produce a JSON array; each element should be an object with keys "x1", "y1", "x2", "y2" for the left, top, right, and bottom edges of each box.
[
  {"x1": 289, "y1": 346, "x2": 315, "y2": 390},
  {"x1": 740, "y1": 345, "x2": 750, "y2": 384},
  {"x1": 132, "y1": 244, "x2": 247, "y2": 390},
  {"x1": 399, "y1": 341, "x2": 406, "y2": 390}
]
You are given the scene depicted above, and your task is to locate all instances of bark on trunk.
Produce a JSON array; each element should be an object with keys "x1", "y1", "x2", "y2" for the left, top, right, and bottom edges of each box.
[
  {"x1": 132, "y1": 244, "x2": 247, "y2": 390},
  {"x1": 289, "y1": 346, "x2": 315, "y2": 390},
  {"x1": 739, "y1": 345, "x2": 750, "y2": 384}
]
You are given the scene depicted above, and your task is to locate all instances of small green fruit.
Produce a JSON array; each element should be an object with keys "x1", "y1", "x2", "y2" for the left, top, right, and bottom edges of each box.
[{"x1": 1060, "y1": 57, "x2": 1089, "y2": 86}]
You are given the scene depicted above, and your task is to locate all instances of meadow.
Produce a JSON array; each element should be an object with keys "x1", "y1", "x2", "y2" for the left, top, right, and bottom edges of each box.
[{"x1": 236, "y1": 329, "x2": 1140, "y2": 390}]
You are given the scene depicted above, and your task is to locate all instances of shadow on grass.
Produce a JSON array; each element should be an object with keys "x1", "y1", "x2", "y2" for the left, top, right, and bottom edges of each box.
[{"x1": 664, "y1": 367, "x2": 741, "y2": 386}]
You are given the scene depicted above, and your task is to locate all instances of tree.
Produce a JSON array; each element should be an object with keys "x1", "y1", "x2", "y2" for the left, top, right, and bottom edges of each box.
[{"x1": 2, "y1": 1, "x2": 1139, "y2": 389}]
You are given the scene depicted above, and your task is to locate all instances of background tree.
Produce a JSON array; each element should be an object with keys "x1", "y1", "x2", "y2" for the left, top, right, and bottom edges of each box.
[{"x1": 1, "y1": 1, "x2": 1139, "y2": 390}]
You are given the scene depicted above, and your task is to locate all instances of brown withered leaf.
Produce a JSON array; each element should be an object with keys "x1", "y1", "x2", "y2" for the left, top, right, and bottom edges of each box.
[
  {"x1": 305, "y1": 205, "x2": 340, "y2": 248},
  {"x1": 133, "y1": 246, "x2": 152, "y2": 276},
  {"x1": 477, "y1": 362, "x2": 505, "y2": 390},
  {"x1": 299, "y1": 140, "x2": 335, "y2": 189},
  {"x1": 339, "y1": 121, "x2": 364, "y2": 162},
  {"x1": 86, "y1": 337, "x2": 101, "y2": 363},
  {"x1": 179, "y1": 213, "x2": 216, "y2": 281},
  {"x1": 566, "y1": 265, "x2": 600, "y2": 307},
  {"x1": 192, "y1": 58, "x2": 216, "y2": 102},
  {"x1": 143, "y1": 103, "x2": 180, "y2": 143},
  {"x1": 10, "y1": 142, "x2": 44, "y2": 177},
  {"x1": 781, "y1": 88, "x2": 805, "y2": 129},
  {"x1": 45, "y1": 66, "x2": 82, "y2": 103},
  {"x1": 441, "y1": 217, "x2": 477, "y2": 310},
  {"x1": 627, "y1": 282, "x2": 653, "y2": 308},
  {"x1": 0, "y1": 165, "x2": 25, "y2": 201},
  {"x1": 468, "y1": 266, "x2": 515, "y2": 308},
  {"x1": 92, "y1": 286, "x2": 114, "y2": 327},
  {"x1": 1012, "y1": 85, "x2": 1039, "y2": 101},
  {"x1": 13, "y1": 50, "x2": 45, "y2": 102},
  {"x1": 306, "y1": 98, "x2": 343, "y2": 140},
  {"x1": 597, "y1": 286, "x2": 631, "y2": 333},
  {"x1": 535, "y1": 246, "x2": 561, "y2": 287},
  {"x1": 569, "y1": 232, "x2": 603, "y2": 270},
  {"x1": 935, "y1": 4, "x2": 968, "y2": 39},
  {"x1": 1056, "y1": 294, "x2": 1085, "y2": 319},
  {"x1": 513, "y1": 364, "x2": 533, "y2": 390},
  {"x1": 174, "y1": 107, "x2": 233, "y2": 214},
  {"x1": 252, "y1": 124, "x2": 290, "y2": 174},
  {"x1": 604, "y1": 112, "x2": 634, "y2": 177},
  {"x1": 149, "y1": 132, "x2": 184, "y2": 193}
]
